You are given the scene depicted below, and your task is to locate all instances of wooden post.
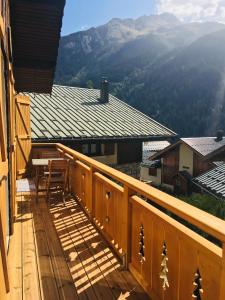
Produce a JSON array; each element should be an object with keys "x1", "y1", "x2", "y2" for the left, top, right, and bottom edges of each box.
[
  {"x1": 219, "y1": 243, "x2": 225, "y2": 300},
  {"x1": 89, "y1": 166, "x2": 96, "y2": 219},
  {"x1": 0, "y1": 212, "x2": 10, "y2": 293},
  {"x1": 123, "y1": 185, "x2": 134, "y2": 269}
]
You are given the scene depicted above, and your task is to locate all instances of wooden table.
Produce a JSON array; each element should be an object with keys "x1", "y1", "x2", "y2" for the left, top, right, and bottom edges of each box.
[{"x1": 32, "y1": 158, "x2": 64, "y2": 202}]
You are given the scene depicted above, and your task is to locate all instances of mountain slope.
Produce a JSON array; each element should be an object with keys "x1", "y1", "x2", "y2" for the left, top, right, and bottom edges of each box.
[{"x1": 55, "y1": 14, "x2": 225, "y2": 136}]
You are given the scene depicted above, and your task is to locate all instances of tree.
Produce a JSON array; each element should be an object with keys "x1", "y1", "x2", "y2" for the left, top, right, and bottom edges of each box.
[{"x1": 86, "y1": 80, "x2": 94, "y2": 89}]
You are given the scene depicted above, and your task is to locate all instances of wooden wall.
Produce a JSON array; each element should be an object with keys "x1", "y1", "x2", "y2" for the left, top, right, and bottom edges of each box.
[
  {"x1": 193, "y1": 153, "x2": 214, "y2": 177},
  {"x1": 162, "y1": 146, "x2": 179, "y2": 185},
  {"x1": 0, "y1": 1, "x2": 20, "y2": 298},
  {"x1": 117, "y1": 141, "x2": 142, "y2": 164}
]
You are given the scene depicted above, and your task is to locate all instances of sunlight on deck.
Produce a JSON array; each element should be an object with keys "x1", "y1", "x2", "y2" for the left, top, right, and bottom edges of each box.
[{"x1": 50, "y1": 199, "x2": 122, "y2": 296}]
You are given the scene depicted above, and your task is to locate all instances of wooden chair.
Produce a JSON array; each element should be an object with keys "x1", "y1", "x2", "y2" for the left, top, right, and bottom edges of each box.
[
  {"x1": 46, "y1": 159, "x2": 69, "y2": 205},
  {"x1": 40, "y1": 151, "x2": 60, "y2": 159},
  {"x1": 40, "y1": 150, "x2": 61, "y2": 177}
]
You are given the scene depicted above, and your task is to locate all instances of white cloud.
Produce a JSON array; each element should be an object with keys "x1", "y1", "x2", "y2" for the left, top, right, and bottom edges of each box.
[
  {"x1": 81, "y1": 25, "x2": 88, "y2": 31},
  {"x1": 156, "y1": 0, "x2": 225, "y2": 23}
]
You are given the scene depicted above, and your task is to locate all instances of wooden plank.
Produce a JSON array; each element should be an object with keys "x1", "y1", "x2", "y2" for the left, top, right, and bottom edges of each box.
[
  {"x1": 8, "y1": 195, "x2": 23, "y2": 300},
  {"x1": 67, "y1": 198, "x2": 149, "y2": 300},
  {"x1": 38, "y1": 200, "x2": 78, "y2": 300},
  {"x1": 0, "y1": 97, "x2": 7, "y2": 161},
  {"x1": 0, "y1": 207, "x2": 9, "y2": 293},
  {"x1": 15, "y1": 95, "x2": 31, "y2": 179},
  {"x1": 50, "y1": 201, "x2": 96, "y2": 300},
  {"x1": 22, "y1": 195, "x2": 41, "y2": 300},
  {"x1": 64, "y1": 199, "x2": 116, "y2": 299},
  {"x1": 0, "y1": 251, "x2": 7, "y2": 300},
  {"x1": 32, "y1": 199, "x2": 61, "y2": 300}
]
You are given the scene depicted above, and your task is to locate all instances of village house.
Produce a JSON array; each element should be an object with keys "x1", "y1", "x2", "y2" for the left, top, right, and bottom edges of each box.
[
  {"x1": 28, "y1": 83, "x2": 175, "y2": 178},
  {"x1": 143, "y1": 135, "x2": 225, "y2": 194},
  {"x1": 1, "y1": 1, "x2": 225, "y2": 299},
  {"x1": 140, "y1": 140, "x2": 171, "y2": 184}
]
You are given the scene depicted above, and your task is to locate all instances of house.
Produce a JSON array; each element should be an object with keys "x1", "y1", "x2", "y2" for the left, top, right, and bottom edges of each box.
[
  {"x1": 28, "y1": 83, "x2": 176, "y2": 178},
  {"x1": 1, "y1": 0, "x2": 225, "y2": 299},
  {"x1": 140, "y1": 140, "x2": 171, "y2": 184},
  {"x1": 143, "y1": 136, "x2": 225, "y2": 194}
]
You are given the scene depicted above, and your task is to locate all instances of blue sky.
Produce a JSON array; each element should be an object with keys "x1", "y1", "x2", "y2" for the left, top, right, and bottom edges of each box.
[
  {"x1": 61, "y1": 0, "x2": 155, "y2": 36},
  {"x1": 61, "y1": 0, "x2": 225, "y2": 36}
]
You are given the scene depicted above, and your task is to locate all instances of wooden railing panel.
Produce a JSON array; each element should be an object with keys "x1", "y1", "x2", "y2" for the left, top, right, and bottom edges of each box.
[
  {"x1": 93, "y1": 172, "x2": 126, "y2": 253},
  {"x1": 179, "y1": 237, "x2": 221, "y2": 300},
  {"x1": 130, "y1": 199, "x2": 153, "y2": 291},
  {"x1": 71, "y1": 160, "x2": 92, "y2": 214},
  {"x1": 130, "y1": 196, "x2": 222, "y2": 300}
]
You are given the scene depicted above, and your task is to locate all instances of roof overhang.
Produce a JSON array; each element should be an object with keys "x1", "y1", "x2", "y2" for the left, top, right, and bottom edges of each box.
[
  {"x1": 203, "y1": 145, "x2": 225, "y2": 162},
  {"x1": 31, "y1": 135, "x2": 175, "y2": 143},
  {"x1": 10, "y1": 0, "x2": 65, "y2": 93}
]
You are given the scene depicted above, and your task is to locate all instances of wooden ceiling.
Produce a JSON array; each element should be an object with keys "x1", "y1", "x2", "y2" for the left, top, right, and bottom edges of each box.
[{"x1": 10, "y1": 0, "x2": 66, "y2": 93}]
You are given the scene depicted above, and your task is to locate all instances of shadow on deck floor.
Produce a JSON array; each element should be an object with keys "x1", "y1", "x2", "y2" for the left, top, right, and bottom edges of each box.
[{"x1": 9, "y1": 190, "x2": 149, "y2": 300}]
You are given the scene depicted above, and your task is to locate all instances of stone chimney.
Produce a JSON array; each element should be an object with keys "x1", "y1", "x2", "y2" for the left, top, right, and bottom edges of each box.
[
  {"x1": 215, "y1": 130, "x2": 224, "y2": 142},
  {"x1": 99, "y1": 78, "x2": 109, "y2": 103}
]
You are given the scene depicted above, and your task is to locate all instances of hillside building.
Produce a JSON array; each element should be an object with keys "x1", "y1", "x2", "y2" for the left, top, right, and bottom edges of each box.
[{"x1": 142, "y1": 136, "x2": 225, "y2": 194}]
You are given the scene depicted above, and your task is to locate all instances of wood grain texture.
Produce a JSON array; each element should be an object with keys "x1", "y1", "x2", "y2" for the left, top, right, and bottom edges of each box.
[
  {"x1": 15, "y1": 95, "x2": 31, "y2": 179},
  {"x1": 31, "y1": 143, "x2": 225, "y2": 300}
]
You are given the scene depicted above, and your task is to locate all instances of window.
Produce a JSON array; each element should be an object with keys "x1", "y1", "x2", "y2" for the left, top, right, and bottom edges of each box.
[
  {"x1": 90, "y1": 143, "x2": 101, "y2": 156},
  {"x1": 104, "y1": 143, "x2": 114, "y2": 155},
  {"x1": 149, "y1": 168, "x2": 157, "y2": 176},
  {"x1": 82, "y1": 144, "x2": 89, "y2": 154},
  {"x1": 90, "y1": 144, "x2": 97, "y2": 154},
  {"x1": 81, "y1": 143, "x2": 101, "y2": 156}
]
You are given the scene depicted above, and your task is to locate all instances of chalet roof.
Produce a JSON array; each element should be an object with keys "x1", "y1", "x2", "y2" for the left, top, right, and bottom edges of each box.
[
  {"x1": 29, "y1": 85, "x2": 176, "y2": 141},
  {"x1": 142, "y1": 140, "x2": 170, "y2": 166},
  {"x1": 150, "y1": 137, "x2": 225, "y2": 160},
  {"x1": 194, "y1": 163, "x2": 225, "y2": 200},
  {"x1": 10, "y1": 0, "x2": 65, "y2": 93},
  {"x1": 143, "y1": 141, "x2": 171, "y2": 152},
  {"x1": 181, "y1": 137, "x2": 225, "y2": 156}
]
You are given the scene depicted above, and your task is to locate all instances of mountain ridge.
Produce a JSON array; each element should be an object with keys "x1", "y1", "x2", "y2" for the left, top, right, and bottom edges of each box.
[{"x1": 55, "y1": 14, "x2": 225, "y2": 137}]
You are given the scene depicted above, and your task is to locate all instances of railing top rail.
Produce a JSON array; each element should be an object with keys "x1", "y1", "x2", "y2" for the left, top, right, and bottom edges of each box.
[{"x1": 32, "y1": 142, "x2": 225, "y2": 243}]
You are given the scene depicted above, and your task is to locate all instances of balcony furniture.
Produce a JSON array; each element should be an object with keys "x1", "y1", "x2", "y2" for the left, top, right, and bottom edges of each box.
[
  {"x1": 32, "y1": 158, "x2": 64, "y2": 202},
  {"x1": 39, "y1": 151, "x2": 60, "y2": 159},
  {"x1": 46, "y1": 159, "x2": 69, "y2": 204}
]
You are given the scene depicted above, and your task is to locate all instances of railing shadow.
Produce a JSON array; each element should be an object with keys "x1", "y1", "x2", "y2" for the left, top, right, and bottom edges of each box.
[{"x1": 48, "y1": 196, "x2": 148, "y2": 299}]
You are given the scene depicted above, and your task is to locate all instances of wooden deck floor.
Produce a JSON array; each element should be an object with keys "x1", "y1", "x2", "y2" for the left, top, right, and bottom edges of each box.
[{"x1": 8, "y1": 189, "x2": 149, "y2": 300}]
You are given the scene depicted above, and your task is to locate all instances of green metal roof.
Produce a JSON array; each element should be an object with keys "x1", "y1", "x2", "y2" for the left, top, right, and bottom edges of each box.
[
  {"x1": 194, "y1": 163, "x2": 225, "y2": 200},
  {"x1": 28, "y1": 85, "x2": 176, "y2": 141}
]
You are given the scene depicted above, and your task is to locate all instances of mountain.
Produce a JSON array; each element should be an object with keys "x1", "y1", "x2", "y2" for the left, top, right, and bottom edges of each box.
[{"x1": 55, "y1": 14, "x2": 225, "y2": 137}]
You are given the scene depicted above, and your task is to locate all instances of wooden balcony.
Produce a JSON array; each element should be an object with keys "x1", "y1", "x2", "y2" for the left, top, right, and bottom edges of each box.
[
  {"x1": 11, "y1": 143, "x2": 225, "y2": 300},
  {"x1": 9, "y1": 187, "x2": 148, "y2": 300}
]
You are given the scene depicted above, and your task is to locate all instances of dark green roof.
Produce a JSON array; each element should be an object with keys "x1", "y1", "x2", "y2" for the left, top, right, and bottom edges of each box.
[{"x1": 29, "y1": 85, "x2": 176, "y2": 141}]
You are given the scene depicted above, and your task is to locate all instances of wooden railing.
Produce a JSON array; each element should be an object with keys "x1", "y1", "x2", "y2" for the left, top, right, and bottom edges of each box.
[{"x1": 32, "y1": 143, "x2": 225, "y2": 300}]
